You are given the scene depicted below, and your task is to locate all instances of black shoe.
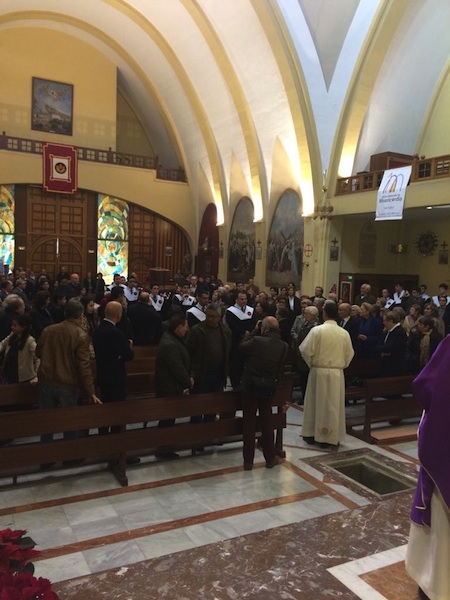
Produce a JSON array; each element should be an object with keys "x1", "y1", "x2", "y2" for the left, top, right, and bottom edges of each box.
[
  {"x1": 243, "y1": 463, "x2": 253, "y2": 471},
  {"x1": 126, "y1": 456, "x2": 141, "y2": 465},
  {"x1": 62, "y1": 459, "x2": 85, "y2": 468},
  {"x1": 302, "y1": 436, "x2": 315, "y2": 445},
  {"x1": 317, "y1": 442, "x2": 337, "y2": 451},
  {"x1": 155, "y1": 452, "x2": 180, "y2": 460},
  {"x1": 266, "y1": 456, "x2": 283, "y2": 469}
]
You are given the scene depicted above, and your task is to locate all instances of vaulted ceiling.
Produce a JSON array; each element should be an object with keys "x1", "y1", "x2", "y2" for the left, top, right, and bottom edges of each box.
[{"x1": 1, "y1": 0, "x2": 449, "y2": 223}]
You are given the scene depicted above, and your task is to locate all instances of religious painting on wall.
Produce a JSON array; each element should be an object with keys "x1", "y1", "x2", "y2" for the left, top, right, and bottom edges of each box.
[
  {"x1": 0, "y1": 185, "x2": 15, "y2": 269},
  {"x1": 31, "y1": 77, "x2": 74, "y2": 135},
  {"x1": 266, "y1": 190, "x2": 303, "y2": 287},
  {"x1": 97, "y1": 194, "x2": 129, "y2": 280},
  {"x1": 227, "y1": 197, "x2": 255, "y2": 282}
]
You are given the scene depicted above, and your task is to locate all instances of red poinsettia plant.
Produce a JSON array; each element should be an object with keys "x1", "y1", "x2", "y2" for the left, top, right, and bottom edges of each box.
[{"x1": 0, "y1": 529, "x2": 59, "y2": 599}]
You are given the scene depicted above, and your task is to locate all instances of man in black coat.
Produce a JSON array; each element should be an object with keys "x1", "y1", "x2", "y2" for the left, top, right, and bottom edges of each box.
[
  {"x1": 93, "y1": 301, "x2": 134, "y2": 435},
  {"x1": 239, "y1": 317, "x2": 288, "y2": 470},
  {"x1": 338, "y1": 303, "x2": 359, "y2": 349},
  {"x1": 186, "y1": 303, "x2": 232, "y2": 423},
  {"x1": 155, "y1": 312, "x2": 192, "y2": 459},
  {"x1": 377, "y1": 310, "x2": 407, "y2": 377},
  {"x1": 224, "y1": 291, "x2": 256, "y2": 389},
  {"x1": 127, "y1": 292, "x2": 162, "y2": 345}
]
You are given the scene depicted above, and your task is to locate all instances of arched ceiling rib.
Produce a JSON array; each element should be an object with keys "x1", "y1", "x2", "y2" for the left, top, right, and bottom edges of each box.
[
  {"x1": 0, "y1": 0, "x2": 449, "y2": 226},
  {"x1": 354, "y1": 0, "x2": 450, "y2": 172}
]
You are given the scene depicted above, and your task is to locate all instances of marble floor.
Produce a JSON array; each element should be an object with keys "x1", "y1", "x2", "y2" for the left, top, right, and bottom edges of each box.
[{"x1": 0, "y1": 405, "x2": 422, "y2": 599}]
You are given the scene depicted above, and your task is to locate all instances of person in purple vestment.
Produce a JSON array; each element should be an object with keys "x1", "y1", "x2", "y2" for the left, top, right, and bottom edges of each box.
[{"x1": 405, "y1": 334, "x2": 449, "y2": 600}]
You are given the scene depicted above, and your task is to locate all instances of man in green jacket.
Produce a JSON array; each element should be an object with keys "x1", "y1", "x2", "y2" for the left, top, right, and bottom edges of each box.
[
  {"x1": 186, "y1": 303, "x2": 232, "y2": 423},
  {"x1": 155, "y1": 312, "x2": 192, "y2": 458}
]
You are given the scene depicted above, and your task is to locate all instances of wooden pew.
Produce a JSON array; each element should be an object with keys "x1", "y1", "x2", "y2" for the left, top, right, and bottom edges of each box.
[
  {"x1": 126, "y1": 356, "x2": 156, "y2": 395},
  {"x1": 126, "y1": 356, "x2": 156, "y2": 374},
  {"x1": 90, "y1": 356, "x2": 156, "y2": 397},
  {"x1": 0, "y1": 383, "x2": 40, "y2": 410},
  {"x1": 132, "y1": 345, "x2": 158, "y2": 358},
  {"x1": 346, "y1": 374, "x2": 420, "y2": 444},
  {"x1": 344, "y1": 358, "x2": 380, "y2": 404},
  {"x1": 0, "y1": 375, "x2": 294, "y2": 487}
]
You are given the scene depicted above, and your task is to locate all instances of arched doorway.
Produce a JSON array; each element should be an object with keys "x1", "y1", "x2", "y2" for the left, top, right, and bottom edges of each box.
[{"x1": 29, "y1": 236, "x2": 83, "y2": 277}]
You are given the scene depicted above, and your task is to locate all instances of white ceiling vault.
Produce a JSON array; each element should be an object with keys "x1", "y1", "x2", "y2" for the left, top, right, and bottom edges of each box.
[{"x1": 1, "y1": 0, "x2": 449, "y2": 226}]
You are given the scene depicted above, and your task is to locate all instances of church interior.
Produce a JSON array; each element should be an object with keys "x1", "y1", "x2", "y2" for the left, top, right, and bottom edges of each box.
[{"x1": 1, "y1": 1, "x2": 449, "y2": 598}]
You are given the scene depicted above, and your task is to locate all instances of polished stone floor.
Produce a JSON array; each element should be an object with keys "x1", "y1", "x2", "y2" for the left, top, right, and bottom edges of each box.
[{"x1": 0, "y1": 405, "x2": 422, "y2": 599}]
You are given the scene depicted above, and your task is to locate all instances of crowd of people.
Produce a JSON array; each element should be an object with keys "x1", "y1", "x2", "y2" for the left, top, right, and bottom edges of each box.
[
  {"x1": 0, "y1": 270, "x2": 448, "y2": 455},
  {"x1": 1, "y1": 268, "x2": 447, "y2": 598}
]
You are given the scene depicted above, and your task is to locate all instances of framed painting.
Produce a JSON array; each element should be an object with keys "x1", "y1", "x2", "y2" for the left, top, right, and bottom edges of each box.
[
  {"x1": 340, "y1": 281, "x2": 353, "y2": 303},
  {"x1": 438, "y1": 249, "x2": 448, "y2": 265},
  {"x1": 266, "y1": 190, "x2": 303, "y2": 287},
  {"x1": 330, "y1": 245, "x2": 339, "y2": 261},
  {"x1": 227, "y1": 197, "x2": 255, "y2": 282},
  {"x1": 32, "y1": 77, "x2": 74, "y2": 135}
]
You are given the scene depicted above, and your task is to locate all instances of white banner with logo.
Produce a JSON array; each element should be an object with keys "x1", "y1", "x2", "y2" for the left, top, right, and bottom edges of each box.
[{"x1": 375, "y1": 165, "x2": 412, "y2": 221}]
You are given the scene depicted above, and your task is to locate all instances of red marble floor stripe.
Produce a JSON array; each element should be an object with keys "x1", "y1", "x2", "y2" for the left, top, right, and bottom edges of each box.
[
  {"x1": 282, "y1": 462, "x2": 360, "y2": 510},
  {"x1": 360, "y1": 560, "x2": 420, "y2": 599},
  {"x1": 37, "y1": 488, "x2": 325, "y2": 561},
  {"x1": 380, "y1": 444, "x2": 420, "y2": 465},
  {"x1": 0, "y1": 463, "x2": 266, "y2": 517}
]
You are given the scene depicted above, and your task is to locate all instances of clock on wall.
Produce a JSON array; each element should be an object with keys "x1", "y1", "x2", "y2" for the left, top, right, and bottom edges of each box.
[{"x1": 415, "y1": 231, "x2": 438, "y2": 257}]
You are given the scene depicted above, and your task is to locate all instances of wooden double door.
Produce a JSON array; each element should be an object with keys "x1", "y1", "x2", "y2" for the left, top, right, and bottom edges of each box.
[{"x1": 19, "y1": 186, "x2": 97, "y2": 279}]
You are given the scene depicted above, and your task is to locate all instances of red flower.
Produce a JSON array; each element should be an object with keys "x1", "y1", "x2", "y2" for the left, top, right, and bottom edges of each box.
[
  {"x1": 0, "y1": 573, "x2": 59, "y2": 599},
  {"x1": 0, "y1": 531, "x2": 58, "y2": 599}
]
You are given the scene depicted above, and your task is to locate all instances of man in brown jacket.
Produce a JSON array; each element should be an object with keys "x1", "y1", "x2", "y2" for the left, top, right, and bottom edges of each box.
[{"x1": 36, "y1": 300, "x2": 101, "y2": 444}]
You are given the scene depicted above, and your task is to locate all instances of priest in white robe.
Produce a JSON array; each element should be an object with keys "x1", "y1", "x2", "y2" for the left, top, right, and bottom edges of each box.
[{"x1": 299, "y1": 300, "x2": 354, "y2": 448}]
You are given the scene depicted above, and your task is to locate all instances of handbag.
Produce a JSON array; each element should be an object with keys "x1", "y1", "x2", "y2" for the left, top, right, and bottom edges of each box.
[{"x1": 248, "y1": 373, "x2": 278, "y2": 397}]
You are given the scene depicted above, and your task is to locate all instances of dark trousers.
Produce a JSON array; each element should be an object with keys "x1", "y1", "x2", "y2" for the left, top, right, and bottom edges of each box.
[
  {"x1": 242, "y1": 393, "x2": 276, "y2": 465},
  {"x1": 190, "y1": 371, "x2": 223, "y2": 424},
  {"x1": 98, "y1": 387, "x2": 126, "y2": 435},
  {"x1": 39, "y1": 384, "x2": 79, "y2": 443},
  {"x1": 229, "y1": 347, "x2": 244, "y2": 389}
]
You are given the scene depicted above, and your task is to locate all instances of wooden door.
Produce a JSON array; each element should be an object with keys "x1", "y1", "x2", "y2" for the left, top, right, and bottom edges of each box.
[
  {"x1": 29, "y1": 236, "x2": 83, "y2": 277},
  {"x1": 27, "y1": 187, "x2": 88, "y2": 278}
]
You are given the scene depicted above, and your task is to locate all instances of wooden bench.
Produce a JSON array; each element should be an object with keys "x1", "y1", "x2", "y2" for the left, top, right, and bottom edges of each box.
[
  {"x1": 132, "y1": 345, "x2": 158, "y2": 358},
  {"x1": 344, "y1": 358, "x2": 380, "y2": 404},
  {"x1": 346, "y1": 375, "x2": 420, "y2": 444},
  {"x1": 0, "y1": 375, "x2": 294, "y2": 487},
  {"x1": 125, "y1": 356, "x2": 156, "y2": 395},
  {"x1": 90, "y1": 356, "x2": 156, "y2": 396},
  {"x1": 0, "y1": 383, "x2": 40, "y2": 410}
]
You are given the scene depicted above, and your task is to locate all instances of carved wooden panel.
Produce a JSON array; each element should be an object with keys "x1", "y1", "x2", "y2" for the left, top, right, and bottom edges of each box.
[
  {"x1": 30, "y1": 202, "x2": 57, "y2": 234},
  {"x1": 129, "y1": 204, "x2": 189, "y2": 285},
  {"x1": 60, "y1": 204, "x2": 84, "y2": 237},
  {"x1": 26, "y1": 187, "x2": 88, "y2": 278},
  {"x1": 29, "y1": 236, "x2": 83, "y2": 277}
]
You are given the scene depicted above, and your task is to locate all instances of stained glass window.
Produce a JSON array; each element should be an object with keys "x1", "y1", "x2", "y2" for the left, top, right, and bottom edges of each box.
[
  {"x1": 0, "y1": 185, "x2": 15, "y2": 269},
  {"x1": 97, "y1": 194, "x2": 129, "y2": 279}
]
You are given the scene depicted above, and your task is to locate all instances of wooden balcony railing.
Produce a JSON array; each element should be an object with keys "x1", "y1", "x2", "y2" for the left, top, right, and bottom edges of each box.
[
  {"x1": 0, "y1": 132, "x2": 187, "y2": 183},
  {"x1": 336, "y1": 154, "x2": 450, "y2": 195}
]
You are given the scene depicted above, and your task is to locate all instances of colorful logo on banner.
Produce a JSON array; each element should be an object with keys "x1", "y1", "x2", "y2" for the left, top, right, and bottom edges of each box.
[
  {"x1": 43, "y1": 142, "x2": 77, "y2": 194},
  {"x1": 375, "y1": 165, "x2": 412, "y2": 221}
]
